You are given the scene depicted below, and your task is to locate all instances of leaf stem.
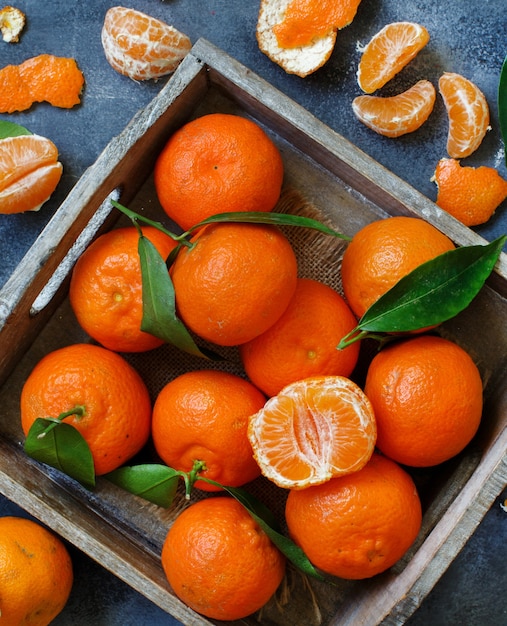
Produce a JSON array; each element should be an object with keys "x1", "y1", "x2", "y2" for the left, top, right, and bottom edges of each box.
[{"x1": 36, "y1": 405, "x2": 86, "y2": 439}]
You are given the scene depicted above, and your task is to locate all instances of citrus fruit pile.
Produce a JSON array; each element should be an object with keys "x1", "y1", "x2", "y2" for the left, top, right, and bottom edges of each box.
[{"x1": 18, "y1": 110, "x2": 489, "y2": 621}]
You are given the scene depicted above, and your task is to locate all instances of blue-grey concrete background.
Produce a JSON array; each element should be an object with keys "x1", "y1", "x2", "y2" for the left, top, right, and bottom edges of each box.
[{"x1": 0, "y1": 1, "x2": 506, "y2": 624}]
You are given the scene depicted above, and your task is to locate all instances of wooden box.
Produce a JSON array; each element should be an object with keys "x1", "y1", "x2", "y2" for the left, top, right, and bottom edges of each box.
[{"x1": 0, "y1": 40, "x2": 506, "y2": 626}]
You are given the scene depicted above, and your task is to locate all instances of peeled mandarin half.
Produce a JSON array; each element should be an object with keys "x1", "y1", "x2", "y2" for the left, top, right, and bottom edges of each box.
[
  {"x1": 357, "y1": 22, "x2": 430, "y2": 94},
  {"x1": 101, "y1": 6, "x2": 192, "y2": 80},
  {"x1": 248, "y1": 375, "x2": 376, "y2": 490},
  {"x1": 352, "y1": 79, "x2": 436, "y2": 137},
  {"x1": 438, "y1": 72, "x2": 490, "y2": 159},
  {"x1": 432, "y1": 157, "x2": 507, "y2": 226},
  {"x1": 0, "y1": 134, "x2": 63, "y2": 214}
]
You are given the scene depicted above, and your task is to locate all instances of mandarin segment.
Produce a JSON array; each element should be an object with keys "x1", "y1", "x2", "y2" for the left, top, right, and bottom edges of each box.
[
  {"x1": 438, "y1": 72, "x2": 490, "y2": 158},
  {"x1": 248, "y1": 376, "x2": 376, "y2": 489},
  {"x1": 162, "y1": 497, "x2": 286, "y2": 621},
  {"x1": 101, "y1": 6, "x2": 192, "y2": 80},
  {"x1": 352, "y1": 79, "x2": 436, "y2": 137},
  {"x1": 357, "y1": 22, "x2": 430, "y2": 94},
  {"x1": 364, "y1": 335, "x2": 483, "y2": 467},
  {"x1": 432, "y1": 157, "x2": 507, "y2": 226},
  {"x1": 285, "y1": 453, "x2": 422, "y2": 579},
  {"x1": 0, "y1": 516, "x2": 73, "y2": 626},
  {"x1": 272, "y1": 0, "x2": 363, "y2": 48}
]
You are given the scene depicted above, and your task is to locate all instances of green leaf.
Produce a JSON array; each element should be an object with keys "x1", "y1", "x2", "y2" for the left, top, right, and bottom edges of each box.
[
  {"x1": 498, "y1": 53, "x2": 507, "y2": 166},
  {"x1": 24, "y1": 418, "x2": 95, "y2": 489},
  {"x1": 105, "y1": 464, "x2": 180, "y2": 508},
  {"x1": 138, "y1": 235, "x2": 221, "y2": 360},
  {"x1": 202, "y1": 478, "x2": 328, "y2": 582},
  {"x1": 339, "y1": 235, "x2": 506, "y2": 348},
  {"x1": 0, "y1": 120, "x2": 32, "y2": 139},
  {"x1": 188, "y1": 211, "x2": 351, "y2": 241}
]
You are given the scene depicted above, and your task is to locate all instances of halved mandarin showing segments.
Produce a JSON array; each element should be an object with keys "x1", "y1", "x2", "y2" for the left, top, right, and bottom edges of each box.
[
  {"x1": 438, "y1": 72, "x2": 490, "y2": 159},
  {"x1": 273, "y1": 0, "x2": 363, "y2": 48},
  {"x1": 352, "y1": 79, "x2": 436, "y2": 137},
  {"x1": 357, "y1": 22, "x2": 430, "y2": 94},
  {"x1": 248, "y1": 376, "x2": 376, "y2": 490}
]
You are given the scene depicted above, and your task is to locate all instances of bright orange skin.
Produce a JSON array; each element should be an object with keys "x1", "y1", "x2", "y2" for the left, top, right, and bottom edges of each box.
[
  {"x1": 154, "y1": 113, "x2": 284, "y2": 231},
  {"x1": 20, "y1": 343, "x2": 152, "y2": 476},
  {"x1": 0, "y1": 516, "x2": 73, "y2": 626},
  {"x1": 152, "y1": 370, "x2": 266, "y2": 491},
  {"x1": 273, "y1": 0, "x2": 363, "y2": 48},
  {"x1": 285, "y1": 453, "x2": 422, "y2": 579},
  {"x1": 340, "y1": 216, "x2": 455, "y2": 319},
  {"x1": 171, "y1": 222, "x2": 298, "y2": 346},
  {"x1": 240, "y1": 278, "x2": 360, "y2": 397},
  {"x1": 69, "y1": 226, "x2": 177, "y2": 353},
  {"x1": 0, "y1": 54, "x2": 84, "y2": 113},
  {"x1": 433, "y1": 158, "x2": 507, "y2": 226},
  {"x1": 364, "y1": 335, "x2": 483, "y2": 467},
  {"x1": 438, "y1": 72, "x2": 490, "y2": 159},
  {"x1": 352, "y1": 79, "x2": 436, "y2": 137},
  {"x1": 0, "y1": 134, "x2": 62, "y2": 214},
  {"x1": 161, "y1": 497, "x2": 286, "y2": 620},
  {"x1": 357, "y1": 22, "x2": 430, "y2": 94}
]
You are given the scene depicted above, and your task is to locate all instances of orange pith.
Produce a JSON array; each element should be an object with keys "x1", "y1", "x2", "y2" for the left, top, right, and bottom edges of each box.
[
  {"x1": 433, "y1": 158, "x2": 507, "y2": 226},
  {"x1": 154, "y1": 113, "x2": 284, "y2": 231},
  {"x1": 20, "y1": 343, "x2": 152, "y2": 476},
  {"x1": 240, "y1": 277, "x2": 360, "y2": 397},
  {"x1": 0, "y1": 516, "x2": 73, "y2": 626},
  {"x1": 248, "y1": 375, "x2": 376, "y2": 490},
  {"x1": 69, "y1": 226, "x2": 177, "y2": 352},
  {"x1": 357, "y1": 22, "x2": 430, "y2": 94},
  {"x1": 352, "y1": 79, "x2": 436, "y2": 137},
  {"x1": 365, "y1": 335, "x2": 483, "y2": 467},
  {"x1": 273, "y1": 0, "x2": 363, "y2": 48},
  {"x1": 0, "y1": 134, "x2": 63, "y2": 214},
  {"x1": 285, "y1": 453, "x2": 422, "y2": 579},
  {"x1": 152, "y1": 370, "x2": 266, "y2": 491},
  {"x1": 0, "y1": 54, "x2": 84, "y2": 113},
  {"x1": 171, "y1": 222, "x2": 298, "y2": 346},
  {"x1": 438, "y1": 72, "x2": 490, "y2": 158},
  {"x1": 161, "y1": 497, "x2": 286, "y2": 621},
  {"x1": 101, "y1": 6, "x2": 192, "y2": 81}
]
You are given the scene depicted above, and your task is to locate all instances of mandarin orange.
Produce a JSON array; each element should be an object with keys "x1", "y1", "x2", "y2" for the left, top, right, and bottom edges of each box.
[
  {"x1": 171, "y1": 222, "x2": 298, "y2": 346},
  {"x1": 20, "y1": 343, "x2": 152, "y2": 476},
  {"x1": 0, "y1": 516, "x2": 73, "y2": 626},
  {"x1": 285, "y1": 452, "x2": 422, "y2": 579},
  {"x1": 352, "y1": 79, "x2": 436, "y2": 137},
  {"x1": 340, "y1": 216, "x2": 455, "y2": 319},
  {"x1": 0, "y1": 133, "x2": 62, "y2": 214},
  {"x1": 438, "y1": 72, "x2": 490, "y2": 158},
  {"x1": 432, "y1": 157, "x2": 507, "y2": 226},
  {"x1": 101, "y1": 6, "x2": 191, "y2": 81},
  {"x1": 161, "y1": 497, "x2": 286, "y2": 621},
  {"x1": 152, "y1": 370, "x2": 265, "y2": 491},
  {"x1": 357, "y1": 22, "x2": 430, "y2": 94},
  {"x1": 248, "y1": 375, "x2": 376, "y2": 489},
  {"x1": 364, "y1": 335, "x2": 483, "y2": 467},
  {"x1": 153, "y1": 113, "x2": 284, "y2": 231},
  {"x1": 240, "y1": 278, "x2": 360, "y2": 397},
  {"x1": 69, "y1": 226, "x2": 177, "y2": 353}
]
